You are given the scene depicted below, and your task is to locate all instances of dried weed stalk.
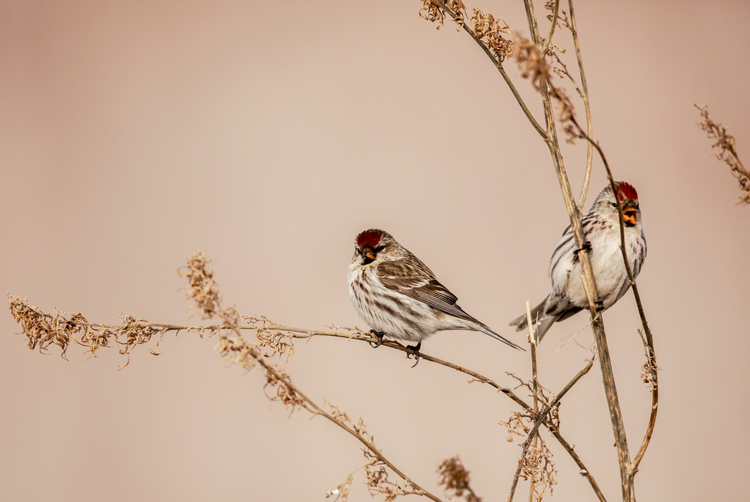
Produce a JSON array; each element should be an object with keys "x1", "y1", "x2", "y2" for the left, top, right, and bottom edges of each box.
[
  {"x1": 501, "y1": 374, "x2": 559, "y2": 500},
  {"x1": 180, "y1": 252, "x2": 443, "y2": 501},
  {"x1": 8, "y1": 296, "x2": 175, "y2": 369},
  {"x1": 696, "y1": 103, "x2": 749, "y2": 204},
  {"x1": 502, "y1": 408, "x2": 557, "y2": 501},
  {"x1": 364, "y1": 449, "x2": 421, "y2": 502},
  {"x1": 437, "y1": 455, "x2": 482, "y2": 502},
  {"x1": 9, "y1": 248, "x2": 603, "y2": 501}
]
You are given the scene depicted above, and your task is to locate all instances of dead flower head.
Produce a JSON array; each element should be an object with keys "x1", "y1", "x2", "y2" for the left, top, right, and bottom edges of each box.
[
  {"x1": 515, "y1": 35, "x2": 547, "y2": 90},
  {"x1": 325, "y1": 474, "x2": 353, "y2": 502},
  {"x1": 8, "y1": 295, "x2": 81, "y2": 358},
  {"x1": 8, "y1": 295, "x2": 163, "y2": 366},
  {"x1": 420, "y1": 0, "x2": 468, "y2": 29},
  {"x1": 471, "y1": 9, "x2": 514, "y2": 62},
  {"x1": 519, "y1": 438, "x2": 558, "y2": 500},
  {"x1": 363, "y1": 450, "x2": 418, "y2": 502},
  {"x1": 179, "y1": 250, "x2": 221, "y2": 319},
  {"x1": 437, "y1": 455, "x2": 482, "y2": 502}
]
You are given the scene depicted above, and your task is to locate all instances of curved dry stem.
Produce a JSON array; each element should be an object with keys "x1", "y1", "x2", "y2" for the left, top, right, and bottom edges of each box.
[
  {"x1": 258, "y1": 356, "x2": 442, "y2": 502},
  {"x1": 567, "y1": 0, "x2": 594, "y2": 209},
  {"x1": 541, "y1": 0, "x2": 560, "y2": 53},
  {"x1": 695, "y1": 104, "x2": 749, "y2": 204},
  {"x1": 507, "y1": 359, "x2": 600, "y2": 502},
  {"x1": 567, "y1": 116, "x2": 658, "y2": 493},
  {"x1": 9, "y1": 292, "x2": 607, "y2": 498},
  {"x1": 427, "y1": 0, "x2": 547, "y2": 139},
  {"x1": 631, "y1": 329, "x2": 658, "y2": 474}
]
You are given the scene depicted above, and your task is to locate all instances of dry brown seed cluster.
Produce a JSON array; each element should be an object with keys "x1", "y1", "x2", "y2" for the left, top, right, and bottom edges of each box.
[
  {"x1": 363, "y1": 449, "x2": 419, "y2": 502},
  {"x1": 471, "y1": 9, "x2": 513, "y2": 62},
  {"x1": 520, "y1": 437, "x2": 558, "y2": 500},
  {"x1": 180, "y1": 250, "x2": 222, "y2": 318},
  {"x1": 9, "y1": 296, "x2": 80, "y2": 358},
  {"x1": 514, "y1": 36, "x2": 547, "y2": 91},
  {"x1": 419, "y1": 0, "x2": 468, "y2": 29},
  {"x1": 7, "y1": 295, "x2": 167, "y2": 368},
  {"x1": 437, "y1": 455, "x2": 482, "y2": 502},
  {"x1": 242, "y1": 315, "x2": 296, "y2": 360},
  {"x1": 501, "y1": 373, "x2": 561, "y2": 499}
]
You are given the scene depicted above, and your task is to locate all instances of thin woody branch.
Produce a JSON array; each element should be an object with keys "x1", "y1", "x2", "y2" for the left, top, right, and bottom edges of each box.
[
  {"x1": 566, "y1": 114, "x2": 659, "y2": 485},
  {"x1": 423, "y1": 0, "x2": 547, "y2": 139},
  {"x1": 7, "y1": 291, "x2": 606, "y2": 498},
  {"x1": 566, "y1": 0, "x2": 594, "y2": 209},
  {"x1": 507, "y1": 359, "x2": 599, "y2": 502}
]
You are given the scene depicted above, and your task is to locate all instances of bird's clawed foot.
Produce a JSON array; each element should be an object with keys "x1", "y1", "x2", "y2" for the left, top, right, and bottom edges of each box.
[
  {"x1": 406, "y1": 342, "x2": 422, "y2": 368},
  {"x1": 574, "y1": 241, "x2": 592, "y2": 256},
  {"x1": 369, "y1": 330, "x2": 385, "y2": 348},
  {"x1": 594, "y1": 301, "x2": 605, "y2": 311}
]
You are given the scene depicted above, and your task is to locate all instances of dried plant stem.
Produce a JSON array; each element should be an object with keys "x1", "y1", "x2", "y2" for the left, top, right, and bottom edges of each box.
[
  {"x1": 567, "y1": 0, "x2": 594, "y2": 209},
  {"x1": 567, "y1": 115, "x2": 658, "y2": 496},
  {"x1": 630, "y1": 329, "x2": 657, "y2": 474},
  {"x1": 302, "y1": 329, "x2": 536, "y2": 410},
  {"x1": 529, "y1": 302, "x2": 540, "y2": 502},
  {"x1": 10, "y1": 291, "x2": 605, "y2": 498},
  {"x1": 506, "y1": 302, "x2": 541, "y2": 502},
  {"x1": 428, "y1": 0, "x2": 546, "y2": 139},
  {"x1": 508, "y1": 358, "x2": 599, "y2": 502},
  {"x1": 541, "y1": 0, "x2": 560, "y2": 53},
  {"x1": 253, "y1": 355, "x2": 442, "y2": 502},
  {"x1": 695, "y1": 104, "x2": 749, "y2": 204},
  {"x1": 189, "y1": 253, "x2": 443, "y2": 502},
  {"x1": 522, "y1": 1, "x2": 633, "y2": 499}
]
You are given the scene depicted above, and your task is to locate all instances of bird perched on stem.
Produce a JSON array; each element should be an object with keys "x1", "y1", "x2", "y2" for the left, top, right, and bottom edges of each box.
[
  {"x1": 348, "y1": 228, "x2": 523, "y2": 365},
  {"x1": 510, "y1": 181, "x2": 647, "y2": 343}
]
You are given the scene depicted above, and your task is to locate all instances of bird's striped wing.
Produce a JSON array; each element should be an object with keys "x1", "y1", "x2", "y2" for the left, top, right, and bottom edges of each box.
[{"x1": 376, "y1": 257, "x2": 474, "y2": 321}]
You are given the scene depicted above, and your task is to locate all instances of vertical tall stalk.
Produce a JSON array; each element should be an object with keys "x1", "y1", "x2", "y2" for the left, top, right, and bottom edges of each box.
[{"x1": 522, "y1": 1, "x2": 632, "y2": 499}]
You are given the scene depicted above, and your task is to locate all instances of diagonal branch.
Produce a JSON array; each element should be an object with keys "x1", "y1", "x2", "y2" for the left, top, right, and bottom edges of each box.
[
  {"x1": 507, "y1": 358, "x2": 600, "y2": 502},
  {"x1": 8, "y1": 291, "x2": 605, "y2": 498},
  {"x1": 426, "y1": 0, "x2": 546, "y2": 139}
]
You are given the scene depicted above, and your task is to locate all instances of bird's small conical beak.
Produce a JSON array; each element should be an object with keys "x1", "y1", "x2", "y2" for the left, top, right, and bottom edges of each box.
[
  {"x1": 363, "y1": 248, "x2": 376, "y2": 261},
  {"x1": 622, "y1": 201, "x2": 638, "y2": 225}
]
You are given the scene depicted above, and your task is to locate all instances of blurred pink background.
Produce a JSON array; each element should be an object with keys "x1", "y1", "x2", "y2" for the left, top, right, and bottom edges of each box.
[{"x1": 2, "y1": 1, "x2": 749, "y2": 501}]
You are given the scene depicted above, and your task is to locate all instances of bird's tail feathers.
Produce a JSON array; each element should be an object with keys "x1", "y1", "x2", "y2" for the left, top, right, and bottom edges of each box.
[
  {"x1": 476, "y1": 324, "x2": 525, "y2": 351},
  {"x1": 509, "y1": 297, "x2": 548, "y2": 332}
]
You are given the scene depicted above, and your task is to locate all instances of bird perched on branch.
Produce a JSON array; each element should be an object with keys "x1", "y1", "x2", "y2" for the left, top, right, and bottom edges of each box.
[
  {"x1": 510, "y1": 181, "x2": 647, "y2": 343},
  {"x1": 348, "y1": 228, "x2": 523, "y2": 365}
]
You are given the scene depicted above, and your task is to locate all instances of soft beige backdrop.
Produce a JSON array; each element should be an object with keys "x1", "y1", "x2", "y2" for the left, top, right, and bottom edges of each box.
[{"x1": 2, "y1": 1, "x2": 749, "y2": 501}]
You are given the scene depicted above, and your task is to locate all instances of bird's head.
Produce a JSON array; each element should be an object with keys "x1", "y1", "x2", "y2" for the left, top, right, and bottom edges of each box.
[
  {"x1": 352, "y1": 229, "x2": 396, "y2": 266},
  {"x1": 596, "y1": 181, "x2": 641, "y2": 227}
]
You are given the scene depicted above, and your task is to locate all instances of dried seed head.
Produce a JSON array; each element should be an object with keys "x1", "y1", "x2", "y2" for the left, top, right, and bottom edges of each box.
[
  {"x1": 179, "y1": 250, "x2": 222, "y2": 319},
  {"x1": 696, "y1": 104, "x2": 750, "y2": 204},
  {"x1": 471, "y1": 9, "x2": 513, "y2": 62},
  {"x1": 437, "y1": 456, "x2": 482, "y2": 502}
]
